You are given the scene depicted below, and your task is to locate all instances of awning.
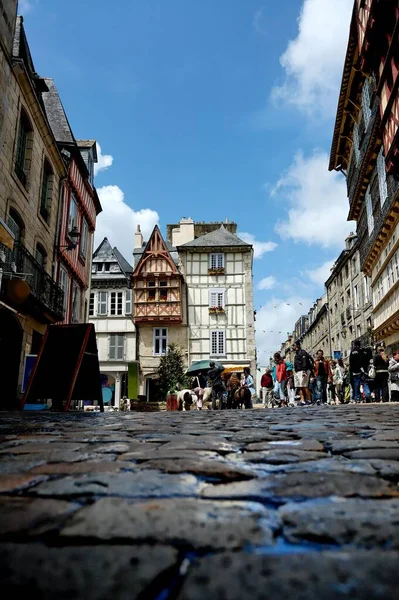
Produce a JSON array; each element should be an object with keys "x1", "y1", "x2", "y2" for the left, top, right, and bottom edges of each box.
[
  {"x1": 222, "y1": 365, "x2": 249, "y2": 374},
  {"x1": 0, "y1": 217, "x2": 14, "y2": 250}
]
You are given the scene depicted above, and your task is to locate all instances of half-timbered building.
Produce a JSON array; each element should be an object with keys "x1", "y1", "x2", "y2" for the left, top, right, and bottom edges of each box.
[
  {"x1": 132, "y1": 225, "x2": 186, "y2": 399},
  {"x1": 330, "y1": 0, "x2": 399, "y2": 351}
]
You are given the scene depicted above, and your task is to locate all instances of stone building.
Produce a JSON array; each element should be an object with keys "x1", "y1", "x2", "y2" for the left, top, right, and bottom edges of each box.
[
  {"x1": 330, "y1": 0, "x2": 399, "y2": 352},
  {"x1": 88, "y1": 238, "x2": 137, "y2": 408},
  {"x1": 301, "y1": 294, "x2": 329, "y2": 359},
  {"x1": 326, "y1": 233, "x2": 373, "y2": 360},
  {"x1": 0, "y1": 14, "x2": 67, "y2": 406}
]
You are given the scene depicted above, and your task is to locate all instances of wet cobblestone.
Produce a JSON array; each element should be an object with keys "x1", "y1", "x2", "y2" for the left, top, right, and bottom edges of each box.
[{"x1": 0, "y1": 404, "x2": 399, "y2": 599}]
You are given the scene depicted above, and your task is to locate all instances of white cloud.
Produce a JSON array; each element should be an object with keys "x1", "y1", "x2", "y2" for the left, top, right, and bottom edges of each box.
[
  {"x1": 272, "y1": 0, "x2": 353, "y2": 118},
  {"x1": 257, "y1": 276, "x2": 277, "y2": 291},
  {"x1": 305, "y1": 260, "x2": 335, "y2": 287},
  {"x1": 253, "y1": 8, "x2": 267, "y2": 35},
  {"x1": 18, "y1": 0, "x2": 33, "y2": 13},
  {"x1": 95, "y1": 185, "x2": 159, "y2": 261},
  {"x1": 94, "y1": 143, "x2": 114, "y2": 176},
  {"x1": 239, "y1": 232, "x2": 278, "y2": 259},
  {"x1": 274, "y1": 150, "x2": 354, "y2": 249},
  {"x1": 256, "y1": 295, "x2": 312, "y2": 365}
]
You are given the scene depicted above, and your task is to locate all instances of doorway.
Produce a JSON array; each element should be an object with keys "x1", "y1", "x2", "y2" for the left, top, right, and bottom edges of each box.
[{"x1": 0, "y1": 309, "x2": 23, "y2": 409}]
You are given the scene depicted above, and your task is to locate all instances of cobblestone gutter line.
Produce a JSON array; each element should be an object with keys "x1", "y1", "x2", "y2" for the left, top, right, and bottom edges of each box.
[{"x1": 0, "y1": 405, "x2": 399, "y2": 599}]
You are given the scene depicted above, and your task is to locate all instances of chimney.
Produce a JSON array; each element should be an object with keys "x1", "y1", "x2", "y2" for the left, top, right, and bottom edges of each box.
[{"x1": 134, "y1": 224, "x2": 143, "y2": 249}]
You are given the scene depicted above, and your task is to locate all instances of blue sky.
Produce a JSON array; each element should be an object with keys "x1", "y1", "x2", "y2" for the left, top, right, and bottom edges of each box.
[{"x1": 20, "y1": 0, "x2": 354, "y2": 361}]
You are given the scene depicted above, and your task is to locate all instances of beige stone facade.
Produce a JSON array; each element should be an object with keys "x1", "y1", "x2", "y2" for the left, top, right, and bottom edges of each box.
[{"x1": 0, "y1": 16, "x2": 67, "y2": 406}]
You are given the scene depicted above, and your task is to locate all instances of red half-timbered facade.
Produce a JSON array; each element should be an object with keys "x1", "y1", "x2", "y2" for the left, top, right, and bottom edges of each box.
[
  {"x1": 330, "y1": 0, "x2": 399, "y2": 349},
  {"x1": 133, "y1": 225, "x2": 183, "y2": 324}
]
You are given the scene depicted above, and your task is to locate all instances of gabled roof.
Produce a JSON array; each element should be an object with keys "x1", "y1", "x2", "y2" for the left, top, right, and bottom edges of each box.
[
  {"x1": 41, "y1": 78, "x2": 75, "y2": 144},
  {"x1": 77, "y1": 139, "x2": 98, "y2": 162},
  {"x1": 92, "y1": 238, "x2": 133, "y2": 277},
  {"x1": 178, "y1": 225, "x2": 251, "y2": 249},
  {"x1": 133, "y1": 225, "x2": 179, "y2": 276}
]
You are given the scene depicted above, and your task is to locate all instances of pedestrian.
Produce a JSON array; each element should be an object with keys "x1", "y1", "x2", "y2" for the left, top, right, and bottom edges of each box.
[
  {"x1": 207, "y1": 361, "x2": 225, "y2": 410},
  {"x1": 260, "y1": 368, "x2": 274, "y2": 408},
  {"x1": 328, "y1": 360, "x2": 338, "y2": 404},
  {"x1": 388, "y1": 349, "x2": 399, "y2": 402},
  {"x1": 292, "y1": 341, "x2": 313, "y2": 406},
  {"x1": 331, "y1": 360, "x2": 344, "y2": 403},
  {"x1": 313, "y1": 349, "x2": 331, "y2": 404},
  {"x1": 227, "y1": 372, "x2": 240, "y2": 409},
  {"x1": 272, "y1": 352, "x2": 288, "y2": 407},
  {"x1": 349, "y1": 340, "x2": 365, "y2": 403},
  {"x1": 241, "y1": 367, "x2": 255, "y2": 409},
  {"x1": 373, "y1": 346, "x2": 389, "y2": 402}
]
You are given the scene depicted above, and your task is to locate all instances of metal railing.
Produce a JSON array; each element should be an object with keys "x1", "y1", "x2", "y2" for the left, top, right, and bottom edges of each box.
[{"x1": 0, "y1": 241, "x2": 64, "y2": 320}]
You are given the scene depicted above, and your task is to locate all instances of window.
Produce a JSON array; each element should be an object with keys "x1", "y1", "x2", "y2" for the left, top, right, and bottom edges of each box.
[
  {"x1": 97, "y1": 291, "x2": 108, "y2": 315},
  {"x1": 376, "y1": 277, "x2": 384, "y2": 303},
  {"x1": 89, "y1": 292, "x2": 94, "y2": 316},
  {"x1": 35, "y1": 244, "x2": 46, "y2": 267},
  {"x1": 353, "y1": 284, "x2": 359, "y2": 308},
  {"x1": 387, "y1": 256, "x2": 396, "y2": 289},
  {"x1": 68, "y1": 195, "x2": 78, "y2": 234},
  {"x1": 7, "y1": 208, "x2": 24, "y2": 242},
  {"x1": 210, "y1": 330, "x2": 226, "y2": 356},
  {"x1": 365, "y1": 188, "x2": 374, "y2": 235},
  {"x1": 363, "y1": 276, "x2": 370, "y2": 303},
  {"x1": 209, "y1": 288, "x2": 225, "y2": 308},
  {"x1": 210, "y1": 253, "x2": 224, "y2": 269},
  {"x1": 353, "y1": 122, "x2": 360, "y2": 165},
  {"x1": 125, "y1": 289, "x2": 132, "y2": 315},
  {"x1": 71, "y1": 283, "x2": 81, "y2": 323},
  {"x1": 110, "y1": 291, "x2": 123, "y2": 315},
  {"x1": 357, "y1": 325, "x2": 361, "y2": 339},
  {"x1": 148, "y1": 288, "x2": 156, "y2": 301},
  {"x1": 15, "y1": 110, "x2": 32, "y2": 185},
  {"x1": 362, "y1": 79, "x2": 371, "y2": 128},
  {"x1": 80, "y1": 219, "x2": 88, "y2": 259},
  {"x1": 377, "y1": 148, "x2": 388, "y2": 206},
  {"x1": 159, "y1": 281, "x2": 168, "y2": 302},
  {"x1": 40, "y1": 160, "x2": 53, "y2": 222},
  {"x1": 153, "y1": 328, "x2": 168, "y2": 356},
  {"x1": 109, "y1": 334, "x2": 124, "y2": 360},
  {"x1": 59, "y1": 266, "x2": 69, "y2": 311}
]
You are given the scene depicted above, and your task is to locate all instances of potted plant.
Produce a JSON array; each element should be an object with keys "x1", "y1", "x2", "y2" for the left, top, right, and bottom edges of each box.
[
  {"x1": 208, "y1": 267, "x2": 225, "y2": 275},
  {"x1": 157, "y1": 343, "x2": 188, "y2": 410},
  {"x1": 209, "y1": 306, "x2": 218, "y2": 313}
]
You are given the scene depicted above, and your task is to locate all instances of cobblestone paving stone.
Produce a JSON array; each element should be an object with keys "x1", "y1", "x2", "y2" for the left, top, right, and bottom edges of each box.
[{"x1": 0, "y1": 405, "x2": 399, "y2": 599}]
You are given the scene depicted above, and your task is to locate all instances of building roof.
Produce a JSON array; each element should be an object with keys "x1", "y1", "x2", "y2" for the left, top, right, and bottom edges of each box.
[
  {"x1": 133, "y1": 240, "x2": 179, "y2": 267},
  {"x1": 92, "y1": 238, "x2": 133, "y2": 278},
  {"x1": 77, "y1": 139, "x2": 98, "y2": 162},
  {"x1": 41, "y1": 78, "x2": 75, "y2": 145},
  {"x1": 178, "y1": 225, "x2": 251, "y2": 249}
]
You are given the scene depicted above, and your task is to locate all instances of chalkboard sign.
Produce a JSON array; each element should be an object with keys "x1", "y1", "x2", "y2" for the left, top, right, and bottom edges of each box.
[{"x1": 21, "y1": 324, "x2": 104, "y2": 412}]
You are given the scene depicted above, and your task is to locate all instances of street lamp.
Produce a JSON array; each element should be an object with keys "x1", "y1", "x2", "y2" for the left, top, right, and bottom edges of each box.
[{"x1": 57, "y1": 226, "x2": 81, "y2": 251}]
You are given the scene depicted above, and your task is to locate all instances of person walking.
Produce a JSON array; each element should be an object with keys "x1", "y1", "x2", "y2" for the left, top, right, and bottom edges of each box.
[
  {"x1": 313, "y1": 349, "x2": 331, "y2": 404},
  {"x1": 388, "y1": 349, "x2": 399, "y2": 402},
  {"x1": 292, "y1": 341, "x2": 313, "y2": 406},
  {"x1": 227, "y1": 372, "x2": 240, "y2": 409},
  {"x1": 373, "y1": 346, "x2": 389, "y2": 402},
  {"x1": 272, "y1": 353, "x2": 288, "y2": 407},
  {"x1": 207, "y1": 361, "x2": 225, "y2": 410},
  {"x1": 260, "y1": 368, "x2": 274, "y2": 408},
  {"x1": 241, "y1": 367, "x2": 255, "y2": 409},
  {"x1": 349, "y1": 340, "x2": 365, "y2": 403}
]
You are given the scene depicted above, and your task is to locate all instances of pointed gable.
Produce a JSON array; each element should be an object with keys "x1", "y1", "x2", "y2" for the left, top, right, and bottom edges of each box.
[{"x1": 133, "y1": 225, "x2": 179, "y2": 277}]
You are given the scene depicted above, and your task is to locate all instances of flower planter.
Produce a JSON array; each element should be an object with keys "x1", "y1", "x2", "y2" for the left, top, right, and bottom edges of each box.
[
  {"x1": 166, "y1": 392, "x2": 178, "y2": 411},
  {"x1": 208, "y1": 268, "x2": 225, "y2": 275}
]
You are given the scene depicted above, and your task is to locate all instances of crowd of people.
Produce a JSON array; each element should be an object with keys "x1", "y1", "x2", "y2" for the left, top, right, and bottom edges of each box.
[{"x1": 260, "y1": 340, "x2": 399, "y2": 407}]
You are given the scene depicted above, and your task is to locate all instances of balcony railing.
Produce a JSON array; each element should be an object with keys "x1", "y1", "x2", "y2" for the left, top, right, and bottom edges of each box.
[{"x1": 0, "y1": 241, "x2": 64, "y2": 321}]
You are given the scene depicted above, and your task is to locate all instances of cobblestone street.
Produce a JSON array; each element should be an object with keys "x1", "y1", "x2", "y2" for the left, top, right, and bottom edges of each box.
[{"x1": 1, "y1": 405, "x2": 399, "y2": 599}]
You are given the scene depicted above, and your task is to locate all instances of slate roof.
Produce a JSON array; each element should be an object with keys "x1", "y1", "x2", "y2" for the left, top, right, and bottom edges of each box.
[
  {"x1": 77, "y1": 140, "x2": 98, "y2": 161},
  {"x1": 178, "y1": 225, "x2": 251, "y2": 249},
  {"x1": 41, "y1": 78, "x2": 75, "y2": 144},
  {"x1": 113, "y1": 247, "x2": 133, "y2": 276},
  {"x1": 92, "y1": 238, "x2": 133, "y2": 278}
]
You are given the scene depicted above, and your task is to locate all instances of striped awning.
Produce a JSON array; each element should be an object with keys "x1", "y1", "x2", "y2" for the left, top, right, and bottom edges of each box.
[{"x1": 222, "y1": 365, "x2": 248, "y2": 374}]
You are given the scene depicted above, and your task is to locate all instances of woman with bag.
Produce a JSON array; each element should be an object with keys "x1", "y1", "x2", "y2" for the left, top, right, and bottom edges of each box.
[
  {"x1": 373, "y1": 347, "x2": 389, "y2": 402},
  {"x1": 388, "y1": 349, "x2": 399, "y2": 402}
]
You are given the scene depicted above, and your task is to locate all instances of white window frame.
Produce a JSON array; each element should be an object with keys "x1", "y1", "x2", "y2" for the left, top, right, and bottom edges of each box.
[
  {"x1": 209, "y1": 288, "x2": 225, "y2": 309},
  {"x1": 110, "y1": 291, "x2": 123, "y2": 316},
  {"x1": 68, "y1": 194, "x2": 78, "y2": 234},
  {"x1": 80, "y1": 219, "x2": 88, "y2": 259},
  {"x1": 362, "y1": 79, "x2": 371, "y2": 128},
  {"x1": 363, "y1": 275, "x2": 370, "y2": 303},
  {"x1": 377, "y1": 147, "x2": 388, "y2": 206},
  {"x1": 125, "y1": 289, "x2": 132, "y2": 315},
  {"x1": 71, "y1": 282, "x2": 81, "y2": 323},
  {"x1": 210, "y1": 329, "x2": 226, "y2": 357},
  {"x1": 97, "y1": 291, "x2": 108, "y2": 316},
  {"x1": 209, "y1": 253, "x2": 224, "y2": 269},
  {"x1": 365, "y1": 187, "x2": 374, "y2": 235},
  {"x1": 353, "y1": 122, "x2": 360, "y2": 165},
  {"x1": 354, "y1": 284, "x2": 359, "y2": 309},
  {"x1": 59, "y1": 266, "x2": 69, "y2": 311},
  {"x1": 153, "y1": 327, "x2": 168, "y2": 356},
  {"x1": 89, "y1": 292, "x2": 95, "y2": 316},
  {"x1": 109, "y1": 334, "x2": 125, "y2": 360}
]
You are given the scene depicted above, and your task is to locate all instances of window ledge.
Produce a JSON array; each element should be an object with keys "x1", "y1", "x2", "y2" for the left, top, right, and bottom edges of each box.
[{"x1": 11, "y1": 170, "x2": 30, "y2": 200}]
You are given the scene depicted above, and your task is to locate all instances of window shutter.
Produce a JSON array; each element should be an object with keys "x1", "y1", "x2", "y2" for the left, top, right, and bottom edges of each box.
[
  {"x1": 365, "y1": 188, "x2": 374, "y2": 235},
  {"x1": 125, "y1": 290, "x2": 132, "y2": 315},
  {"x1": 377, "y1": 148, "x2": 388, "y2": 206}
]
